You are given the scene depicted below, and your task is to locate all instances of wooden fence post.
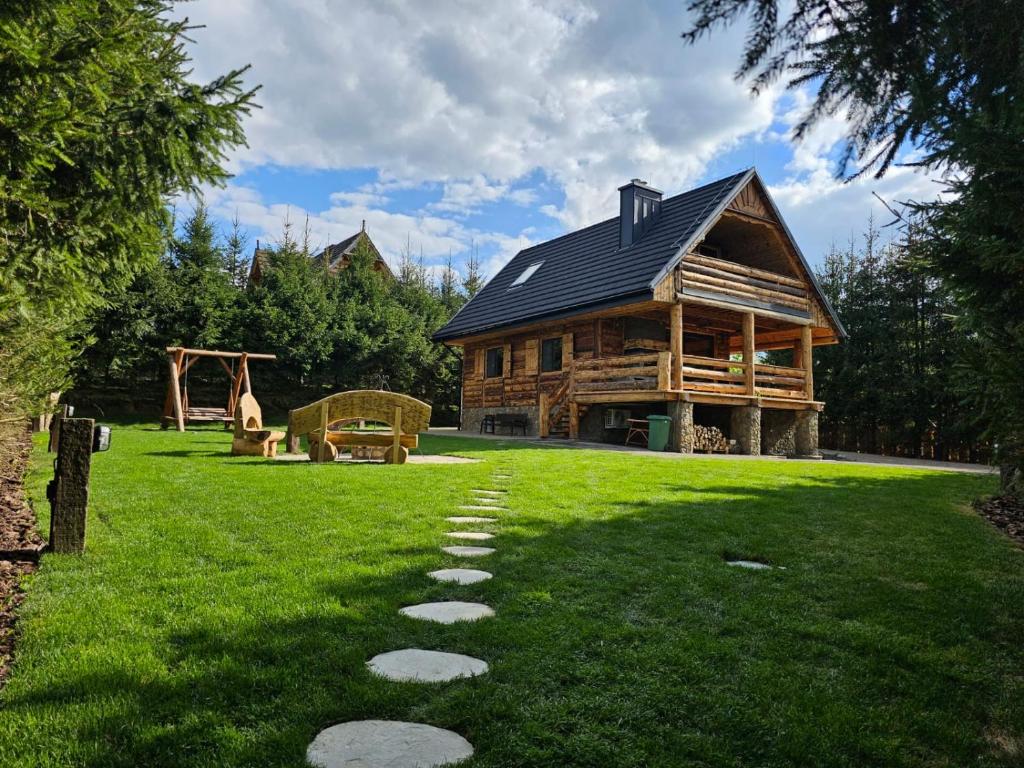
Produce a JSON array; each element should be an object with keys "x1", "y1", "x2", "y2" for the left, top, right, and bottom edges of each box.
[{"x1": 49, "y1": 418, "x2": 93, "y2": 554}]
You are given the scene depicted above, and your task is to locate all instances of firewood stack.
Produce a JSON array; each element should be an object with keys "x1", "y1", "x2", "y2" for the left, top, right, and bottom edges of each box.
[{"x1": 693, "y1": 424, "x2": 729, "y2": 453}]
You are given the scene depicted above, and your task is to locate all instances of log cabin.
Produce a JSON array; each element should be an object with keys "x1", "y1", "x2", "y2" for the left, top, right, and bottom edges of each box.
[{"x1": 433, "y1": 168, "x2": 845, "y2": 456}]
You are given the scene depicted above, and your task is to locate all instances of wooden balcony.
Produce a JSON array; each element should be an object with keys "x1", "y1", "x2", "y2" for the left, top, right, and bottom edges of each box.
[{"x1": 677, "y1": 253, "x2": 812, "y2": 321}]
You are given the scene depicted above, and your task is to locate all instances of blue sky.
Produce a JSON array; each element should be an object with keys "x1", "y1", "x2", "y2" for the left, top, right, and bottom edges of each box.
[{"x1": 179, "y1": 1, "x2": 937, "y2": 282}]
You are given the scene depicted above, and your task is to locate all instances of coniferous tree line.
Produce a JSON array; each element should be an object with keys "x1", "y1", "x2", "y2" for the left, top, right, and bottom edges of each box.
[
  {"x1": 71, "y1": 204, "x2": 476, "y2": 425},
  {"x1": 0, "y1": 1, "x2": 254, "y2": 423},
  {"x1": 682, "y1": 0, "x2": 1024, "y2": 491},
  {"x1": 808, "y1": 220, "x2": 987, "y2": 461}
]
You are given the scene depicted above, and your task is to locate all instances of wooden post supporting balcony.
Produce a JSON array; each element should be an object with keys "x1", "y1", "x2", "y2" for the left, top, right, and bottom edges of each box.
[
  {"x1": 568, "y1": 401, "x2": 579, "y2": 439},
  {"x1": 539, "y1": 392, "x2": 549, "y2": 438},
  {"x1": 742, "y1": 312, "x2": 755, "y2": 396},
  {"x1": 670, "y1": 303, "x2": 683, "y2": 390},
  {"x1": 657, "y1": 351, "x2": 672, "y2": 391},
  {"x1": 800, "y1": 324, "x2": 814, "y2": 400}
]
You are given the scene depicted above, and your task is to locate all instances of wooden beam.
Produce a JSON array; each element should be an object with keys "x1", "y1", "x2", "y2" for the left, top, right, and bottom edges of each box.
[
  {"x1": 679, "y1": 292, "x2": 812, "y2": 326},
  {"x1": 670, "y1": 303, "x2": 683, "y2": 391},
  {"x1": 228, "y1": 352, "x2": 247, "y2": 418},
  {"x1": 539, "y1": 392, "x2": 549, "y2": 438},
  {"x1": 168, "y1": 349, "x2": 185, "y2": 432},
  {"x1": 568, "y1": 401, "x2": 579, "y2": 439},
  {"x1": 392, "y1": 406, "x2": 403, "y2": 462},
  {"x1": 742, "y1": 312, "x2": 755, "y2": 396},
  {"x1": 801, "y1": 323, "x2": 814, "y2": 401},
  {"x1": 657, "y1": 351, "x2": 672, "y2": 392},
  {"x1": 165, "y1": 347, "x2": 276, "y2": 361},
  {"x1": 573, "y1": 391, "x2": 678, "y2": 404},
  {"x1": 318, "y1": 401, "x2": 329, "y2": 463}
]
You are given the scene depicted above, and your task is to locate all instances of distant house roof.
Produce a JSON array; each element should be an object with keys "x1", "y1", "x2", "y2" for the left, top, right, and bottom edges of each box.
[
  {"x1": 434, "y1": 168, "x2": 844, "y2": 342},
  {"x1": 316, "y1": 228, "x2": 392, "y2": 276},
  {"x1": 247, "y1": 227, "x2": 391, "y2": 285}
]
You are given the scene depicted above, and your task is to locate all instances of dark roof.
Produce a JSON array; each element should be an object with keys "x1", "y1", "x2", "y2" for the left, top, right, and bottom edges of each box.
[
  {"x1": 315, "y1": 230, "x2": 393, "y2": 276},
  {"x1": 434, "y1": 170, "x2": 750, "y2": 340},
  {"x1": 433, "y1": 168, "x2": 846, "y2": 342},
  {"x1": 318, "y1": 231, "x2": 364, "y2": 268}
]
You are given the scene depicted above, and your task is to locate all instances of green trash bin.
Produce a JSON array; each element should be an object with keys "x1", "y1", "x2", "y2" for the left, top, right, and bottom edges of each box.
[{"x1": 646, "y1": 414, "x2": 672, "y2": 452}]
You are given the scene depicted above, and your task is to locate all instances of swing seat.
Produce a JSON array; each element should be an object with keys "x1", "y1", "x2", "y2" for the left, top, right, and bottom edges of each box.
[
  {"x1": 186, "y1": 406, "x2": 232, "y2": 425},
  {"x1": 231, "y1": 393, "x2": 285, "y2": 457}
]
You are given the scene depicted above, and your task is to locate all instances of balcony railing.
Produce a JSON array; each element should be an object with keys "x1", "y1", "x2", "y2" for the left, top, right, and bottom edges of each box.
[{"x1": 678, "y1": 253, "x2": 811, "y2": 316}]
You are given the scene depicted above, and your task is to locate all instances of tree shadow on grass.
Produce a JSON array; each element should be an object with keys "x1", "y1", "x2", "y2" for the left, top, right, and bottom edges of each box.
[{"x1": 4, "y1": 468, "x2": 1020, "y2": 767}]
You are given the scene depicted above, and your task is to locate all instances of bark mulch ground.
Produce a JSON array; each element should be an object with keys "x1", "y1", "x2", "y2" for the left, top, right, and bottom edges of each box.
[
  {"x1": 0, "y1": 421, "x2": 44, "y2": 687},
  {"x1": 975, "y1": 494, "x2": 1024, "y2": 547}
]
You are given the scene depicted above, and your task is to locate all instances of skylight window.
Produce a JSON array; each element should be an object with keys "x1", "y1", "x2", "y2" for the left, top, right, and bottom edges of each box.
[{"x1": 509, "y1": 261, "x2": 543, "y2": 288}]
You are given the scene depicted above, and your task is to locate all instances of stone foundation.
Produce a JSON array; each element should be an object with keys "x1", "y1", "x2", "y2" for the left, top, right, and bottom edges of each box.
[
  {"x1": 761, "y1": 410, "x2": 797, "y2": 456},
  {"x1": 461, "y1": 405, "x2": 539, "y2": 436},
  {"x1": 668, "y1": 401, "x2": 695, "y2": 453},
  {"x1": 730, "y1": 405, "x2": 761, "y2": 456},
  {"x1": 794, "y1": 410, "x2": 820, "y2": 457},
  {"x1": 578, "y1": 405, "x2": 607, "y2": 442}
]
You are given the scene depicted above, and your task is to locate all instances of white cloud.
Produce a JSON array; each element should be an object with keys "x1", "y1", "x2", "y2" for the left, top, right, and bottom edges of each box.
[
  {"x1": 177, "y1": 1, "x2": 946, "y2": 273},
  {"x1": 176, "y1": 0, "x2": 780, "y2": 231},
  {"x1": 202, "y1": 183, "x2": 533, "y2": 276}
]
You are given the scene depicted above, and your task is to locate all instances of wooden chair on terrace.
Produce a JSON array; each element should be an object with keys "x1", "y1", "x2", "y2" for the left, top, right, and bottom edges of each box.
[
  {"x1": 231, "y1": 393, "x2": 286, "y2": 457},
  {"x1": 287, "y1": 390, "x2": 431, "y2": 465},
  {"x1": 625, "y1": 419, "x2": 649, "y2": 447}
]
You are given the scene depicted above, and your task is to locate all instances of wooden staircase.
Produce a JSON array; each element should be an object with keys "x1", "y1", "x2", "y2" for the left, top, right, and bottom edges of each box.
[{"x1": 548, "y1": 404, "x2": 570, "y2": 438}]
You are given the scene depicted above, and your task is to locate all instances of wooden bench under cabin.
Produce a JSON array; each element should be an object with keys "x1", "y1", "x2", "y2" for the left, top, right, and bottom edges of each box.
[
  {"x1": 286, "y1": 390, "x2": 432, "y2": 464},
  {"x1": 480, "y1": 413, "x2": 529, "y2": 436}
]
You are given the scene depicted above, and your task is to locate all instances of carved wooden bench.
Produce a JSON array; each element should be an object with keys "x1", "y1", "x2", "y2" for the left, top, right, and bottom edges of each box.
[{"x1": 287, "y1": 390, "x2": 431, "y2": 464}]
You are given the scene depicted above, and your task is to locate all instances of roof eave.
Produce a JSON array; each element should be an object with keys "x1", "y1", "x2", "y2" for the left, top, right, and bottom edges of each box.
[{"x1": 432, "y1": 289, "x2": 653, "y2": 343}]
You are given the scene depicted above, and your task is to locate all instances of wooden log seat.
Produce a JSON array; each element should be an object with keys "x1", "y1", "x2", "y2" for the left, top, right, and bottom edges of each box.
[
  {"x1": 287, "y1": 390, "x2": 432, "y2": 465},
  {"x1": 231, "y1": 393, "x2": 286, "y2": 457}
]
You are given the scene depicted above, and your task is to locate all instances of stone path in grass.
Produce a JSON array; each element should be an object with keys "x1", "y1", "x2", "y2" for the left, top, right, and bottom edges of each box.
[
  {"x1": 306, "y1": 462, "x2": 512, "y2": 766},
  {"x1": 445, "y1": 531, "x2": 494, "y2": 541},
  {"x1": 368, "y1": 649, "x2": 489, "y2": 683},
  {"x1": 428, "y1": 568, "x2": 492, "y2": 585},
  {"x1": 399, "y1": 601, "x2": 496, "y2": 624},
  {"x1": 306, "y1": 721, "x2": 473, "y2": 768},
  {"x1": 726, "y1": 559, "x2": 773, "y2": 570},
  {"x1": 441, "y1": 545, "x2": 495, "y2": 557}
]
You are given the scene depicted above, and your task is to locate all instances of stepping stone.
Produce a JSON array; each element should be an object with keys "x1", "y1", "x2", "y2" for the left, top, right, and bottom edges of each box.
[
  {"x1": 445, "y1": 531, "x2": 494, "y2": 541},
  {"x1": 367, "y1": 649, "x2": 489, "y2": 683},
  {"x1": 470, "y1": 489, "x2": 506, "y2": 495},
  {"x1": 307, "y1": 720, "x2": 472, "y2": 767},
  {"x1": 471, "y1": 497, "x2": 503, "y2": 505},
  {"x1": 442, "y1": 545, "x2": 495, "y2": 557},
  {"x1": 428, "y1": 568, "x2": 493, "y2": 585},
  {"x1": 446, "y1": 516, "x2": 497, "y2": 524},
  {"x1": 460, "y1": 505, "x2": 508, "y2": 512},
  {"x1": 400, "y1": 601, "x2": 495, "y2": 624},
  {"x1": 727, "y1": 559, "x2": 772, "y2": 570}
]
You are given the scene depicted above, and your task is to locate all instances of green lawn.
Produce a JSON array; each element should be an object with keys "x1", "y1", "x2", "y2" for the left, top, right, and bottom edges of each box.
[{"x1": 1, "y1": 423, "x2": 1022, "y2": 767}]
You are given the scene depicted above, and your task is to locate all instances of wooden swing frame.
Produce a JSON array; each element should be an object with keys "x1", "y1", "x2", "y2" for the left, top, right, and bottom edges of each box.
[{"x1": 161, "y1": 347, "x2": 276, "y2": 432}]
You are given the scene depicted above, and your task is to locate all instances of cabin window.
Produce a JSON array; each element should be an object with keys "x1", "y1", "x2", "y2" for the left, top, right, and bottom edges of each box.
[
  {"x1": 509, "y1": 261, "x2": 543, "y2": 288},
  {"x1": 541, "y1": 337, "x2": 562, "y2": 372},
  {"x1": 485, "y1": 347, "x2": 504, "y2": 378}
]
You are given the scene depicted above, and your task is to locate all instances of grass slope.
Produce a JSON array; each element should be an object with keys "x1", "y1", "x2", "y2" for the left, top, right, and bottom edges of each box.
[{"x1": 0, "y1": 424, "x2": 1021, "y2": 767}]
